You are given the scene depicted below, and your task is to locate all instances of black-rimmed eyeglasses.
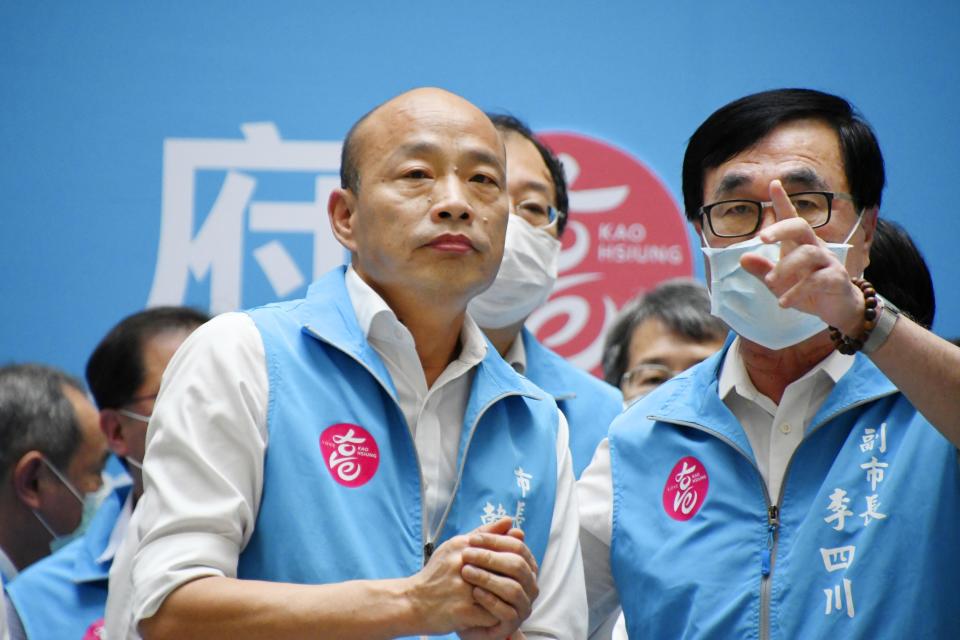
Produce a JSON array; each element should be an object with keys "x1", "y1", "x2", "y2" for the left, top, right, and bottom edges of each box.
[{"x1": 700, "y1": 191, "x2": 854, "y2": 238}]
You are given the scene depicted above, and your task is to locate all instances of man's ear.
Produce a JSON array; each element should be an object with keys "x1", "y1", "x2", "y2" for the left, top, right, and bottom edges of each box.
[
  {"x1": 100, "y1": 410, "x2": 130, "y2": 458},
  {"x1": 859, "y1": 206, "x2": 879, "y2": 270},
  {"x1": 12, "y1": 451, "x2": 44, "y2": 510},
  {"x1": 328, "y1": 188, "x2": 359, "y2": 254}
]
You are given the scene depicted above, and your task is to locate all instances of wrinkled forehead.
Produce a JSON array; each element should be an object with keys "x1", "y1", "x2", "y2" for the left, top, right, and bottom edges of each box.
[{"x1": 703, "y1": 119, "x2": 847, "y2": 199}]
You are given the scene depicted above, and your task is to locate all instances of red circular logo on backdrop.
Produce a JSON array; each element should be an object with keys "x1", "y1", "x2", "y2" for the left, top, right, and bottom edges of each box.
[
  {"x1": 530, "y1": 133, "x2": 693, "y2": 376},
  {"x1": 662, "y1": 456, "x2": 709, "y2": 521},
  {"x1": 320, "y1": 423, "x2": 380, "y2": 488}
]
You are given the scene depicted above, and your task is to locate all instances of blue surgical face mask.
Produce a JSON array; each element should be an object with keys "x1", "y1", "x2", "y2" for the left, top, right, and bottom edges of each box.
[
  {"x1": 32, "y1": 457, "x2": 101, "y2": 553},
  {"x1": 701, "y1": 214, "x2": 862, "y2": 351}
]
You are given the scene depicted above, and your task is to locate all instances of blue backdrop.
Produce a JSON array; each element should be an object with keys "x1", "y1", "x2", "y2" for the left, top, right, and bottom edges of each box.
[{"x1": 3, "y1": 1, "x2": 958, "y2": 378}]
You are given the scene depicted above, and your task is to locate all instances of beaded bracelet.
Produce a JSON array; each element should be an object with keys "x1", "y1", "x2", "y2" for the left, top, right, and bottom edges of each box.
[{"x1": 828, "y1": 277, "x2": 878, "y2": 355}]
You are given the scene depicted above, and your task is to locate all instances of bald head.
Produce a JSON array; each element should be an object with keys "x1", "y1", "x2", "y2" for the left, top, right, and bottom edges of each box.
[{"x1": 339, "y1": 88, "x2": 501, "y2": 193}]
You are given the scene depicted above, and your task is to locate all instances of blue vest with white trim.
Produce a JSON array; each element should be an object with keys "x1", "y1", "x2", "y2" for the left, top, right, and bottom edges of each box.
[
  {"x1": 520, "y1": 328, "x2": 622, "y2": 478},
  {"x1": 237, "y1": 268, "x2": 559, "y2": 638},
  {"x1": 609, "y1": 340, "x2": 960, "y2": 639},
  {"x1": 6, "y1": 482, "x2": 131, "y2": 640}
]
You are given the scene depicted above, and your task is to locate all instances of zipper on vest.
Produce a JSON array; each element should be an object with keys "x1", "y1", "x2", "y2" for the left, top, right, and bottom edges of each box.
[
  {"x1": 425, "y1": 391, "x2": 528, "y2": 562},
  {"x1": 648, "y1": 417, "x2": 776, "y2": 640}
]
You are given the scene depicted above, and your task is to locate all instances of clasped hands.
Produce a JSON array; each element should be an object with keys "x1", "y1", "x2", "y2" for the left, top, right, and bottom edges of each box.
[{"x1": 409, "y1": 516, "x2": 538, "y2": 640}]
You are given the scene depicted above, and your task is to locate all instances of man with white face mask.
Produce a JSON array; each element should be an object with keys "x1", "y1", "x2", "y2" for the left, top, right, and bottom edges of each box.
[
  {"x1": 5, "y1": 307, "x2": 207, "y2": 640},
  {"x1": 470, "y1": 114, "x2": 623, "y2": 478},
  {"x1": 579, "y1": 88, "x2": 960, "y2": 638}
]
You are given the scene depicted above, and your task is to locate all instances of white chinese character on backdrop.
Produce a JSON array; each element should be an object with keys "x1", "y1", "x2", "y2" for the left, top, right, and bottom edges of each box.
[
  {"x1": 515, "y1": 467, "x2": 532, "y2": 498},
  {"x1": 859, "y1": 422, "x2": 888, "y2": 453},
  {"x1": 860, "y1": 457, "x2": 889, "y2": 492},
  {"x1": 514, "y1": 500, "x2": 526, "y2": 529},
  {"x1": 480, "y1": 502, "x2": 509, "y2": 526},
  {"x1": 824, "y1": 488, "x2": 854, "y2": 531},
  {"x1": 820, "y1": 546, "x2": 857, "y2": 572},
  {"x1": 823, "y1": 578, "x2": 856, "y2": 618},
  {"x1": 859, "y1": 495, "x2": 888, "y2": 526},
  {"x1": 148, "y1": 122, "x2": 344, "y2": 313}
]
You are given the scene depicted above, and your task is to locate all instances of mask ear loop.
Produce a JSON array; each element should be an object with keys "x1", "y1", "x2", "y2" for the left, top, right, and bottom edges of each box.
[
  {"x1": 40, "y1": 457, "x2": 84, "y2": 505},
  {"x1": 842, "y1": 209, "x2": 865, "y2": 245}
]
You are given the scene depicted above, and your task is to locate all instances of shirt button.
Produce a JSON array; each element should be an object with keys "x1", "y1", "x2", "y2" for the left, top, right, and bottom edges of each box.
[{"x1": 779, "y1": 423, "x2": 792, "y2": 434}]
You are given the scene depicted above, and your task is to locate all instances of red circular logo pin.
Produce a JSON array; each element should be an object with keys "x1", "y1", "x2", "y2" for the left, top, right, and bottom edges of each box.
[
  {"x1": 320, "y1": 423, "x2": 380, "y2": 487},
  {"x1": 82, "y1": 619, "x2": 104, "y2": 640},
  {"x1": 530, "y1": 132, "x2": 693, "y2": 377},
  {"x1": 662, "y1": 456, "x2": 709, "y2": 521}
]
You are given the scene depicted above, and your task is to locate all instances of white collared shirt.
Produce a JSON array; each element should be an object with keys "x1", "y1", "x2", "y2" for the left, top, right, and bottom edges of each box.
[
  {"x1": 504, "y1": 333, "x2": 528, "y2": 375},
  {"x1": 0, "y1": 547, "x2": 17, "y2": 584},
  {"x1": 718, "y1": 336, "x2": 853, "y2": 503},
  {"x1": 129, "y1": 267, "x2": 585, "y2": 638},
  {"x1": 578, "y1": 338, "x2": 852, "y2": 636}
]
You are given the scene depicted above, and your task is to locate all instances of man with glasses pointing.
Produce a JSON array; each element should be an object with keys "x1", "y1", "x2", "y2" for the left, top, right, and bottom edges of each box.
[{"x1": 579, "y1": 88, "x2": 960, "y2": 638}]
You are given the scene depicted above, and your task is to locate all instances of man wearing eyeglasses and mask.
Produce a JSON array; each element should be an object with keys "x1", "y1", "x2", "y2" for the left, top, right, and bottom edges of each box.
[
  {"x1": 5, "y1": 307, "x2": 207, "y2": 640},
  {"x1": 470, "y1": 114, "x2": 623, "y2": 479},
  {"x1": 579, "y1": 88, "x2": 960, "y2": 638}
]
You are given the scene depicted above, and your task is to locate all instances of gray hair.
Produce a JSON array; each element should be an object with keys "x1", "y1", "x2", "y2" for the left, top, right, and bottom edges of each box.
[
  {"x1": 0, "y1": 363, "x2": 87, "y2": 477},
  {"x1": 601, "y1": 279, "x2": 728, "y2": 387}
]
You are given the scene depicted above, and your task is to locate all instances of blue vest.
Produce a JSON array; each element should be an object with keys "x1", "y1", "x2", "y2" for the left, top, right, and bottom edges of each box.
[
  {"x1": 521, "y1": 328, "x2": 622, "y2": 478},
  {"x1": 237, "y1": 268, "x2": 559, "y2": 639},
  {"x1": 6, "y1": 483, "x2": 131, "y2": 640},
  {"x1": 609, "y1": 341, "x2": 960, "y2": 639}
]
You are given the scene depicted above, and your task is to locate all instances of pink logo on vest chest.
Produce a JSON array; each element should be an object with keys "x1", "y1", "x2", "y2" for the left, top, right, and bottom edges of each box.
[
  {"x1": 320, "y1": 423, "x2": 380, "y2": 487},
  {"x1": 662, "y1": 456, "x2": 709, "y2": 521}
]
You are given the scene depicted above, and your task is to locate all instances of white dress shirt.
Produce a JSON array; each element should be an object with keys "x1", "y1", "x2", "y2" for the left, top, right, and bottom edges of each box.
[
  {"x1": 130, "y1": 267, "x2": 585, "y2": 638},
  {"x1": 578, "y1": 338, "x2": 853, "y2": 635},
  {"x1": 104, "y1": 499, "x2": 141, "y2": 640},
  {"x1": 0, "y1": 548, "x2": 17, "y2": 584}
]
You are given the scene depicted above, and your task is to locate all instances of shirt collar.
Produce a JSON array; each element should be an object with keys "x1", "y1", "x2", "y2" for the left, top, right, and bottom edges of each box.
[
  {"x1": 344, "y1": 264, "x2": 487, "y2": 367},
  {"x1": 95, "y1": 490, "x2": 133, "y2": 565},
  {"x1": 504, "y1": 333, "x2": 527, "y2": 375},
  {"x1": 0, "y1": 545, "x2": 18, "y2": 582},
  {"x1": 718, "y1": 335, "x2": 855, "y2": 404}
]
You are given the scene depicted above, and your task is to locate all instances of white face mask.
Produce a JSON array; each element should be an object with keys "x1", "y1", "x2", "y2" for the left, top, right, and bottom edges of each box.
[
  {"x1": 701, "y1": 215, "x2": 861, "y2": 350},
  {"x1": 468, "y1": 215, "x2": 561, "y2": 329}
]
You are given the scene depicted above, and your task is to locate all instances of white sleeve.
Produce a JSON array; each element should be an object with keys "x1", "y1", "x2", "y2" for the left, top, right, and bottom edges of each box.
[
  {"x1": 577, "y1": 438, "x2": 619, "y2": 637},
  {"x1": 131, "y1": 312, "x2": 269, "y2": 624},
  {"x1": 522, "y1": 410, "x2": 588, "y2": 640}
]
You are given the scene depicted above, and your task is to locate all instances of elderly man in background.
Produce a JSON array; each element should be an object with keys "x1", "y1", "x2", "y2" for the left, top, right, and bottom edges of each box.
[
  {"x1": 470, "y1": 114, "x2": 622, "y2": 478},
  {"x1": 602, "y1": 278, "x2": 727, "y2": 406},
  {"x1": 0, "y1": 364, "x2": 106, "y2": 581},
  {"x1": 580, "y1": 88, "x2": 960, "y2": 638}
]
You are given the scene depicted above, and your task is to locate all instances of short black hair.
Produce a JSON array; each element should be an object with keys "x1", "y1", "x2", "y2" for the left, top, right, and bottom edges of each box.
[
  {"x1": 0, "y1": 363, "x2": 86, "y2": 476},
  {"x1": 487, "y1": 113, "x2": 569, "y2": 236},
  {"x1": 864, "y1": 218, "x2": 936, "y2": 329},
  {"x1": 682, "y1": 88, "x2": 885, "y2": 221},
  {"x1": 339, "y1": 107, "x2": 376, "y2": 193},
  {"x1": 85, "y1": 306, "x2": 209, "y2": 410},
  {"x1": 601, "y1": 279, "x2": 728, "y2": 387}
]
